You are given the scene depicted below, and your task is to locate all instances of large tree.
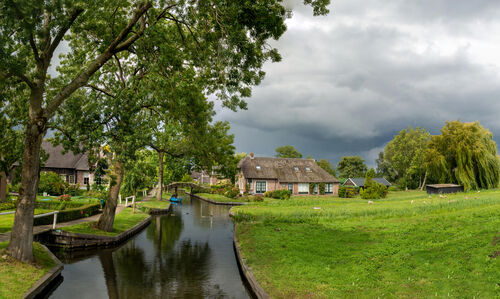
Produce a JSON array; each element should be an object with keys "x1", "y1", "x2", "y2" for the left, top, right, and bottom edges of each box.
[
  {"x1": 1, "y1": 0, "x2": 329, "y2": 261},
  {"x1": 337, "y1": 156, "x2": 367, "y2": 178},
  {"x1": 275, "y1": 145, "x2": 303, "y2": 158},
  {"x1": 384, "y1": 127, "x2": 430, "y2": 190},
  {"x1": 425, "y1": 121, "x2": 500, "y2": 190},
  {"x1": 375, "y1": 151, "x2": 397, "y2": 182},
  {"x1": 316, "y1": 159, "x2": 336, "y2": 177}
]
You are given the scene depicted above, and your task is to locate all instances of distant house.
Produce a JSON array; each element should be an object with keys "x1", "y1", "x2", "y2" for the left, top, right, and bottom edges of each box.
[
  {"x1": 236, "y1": 153, "x2": 340, "y2": 195},
  {"x1": 40, "y1": 141, "x2": 96, "y2": 188},
  {"x1": 343, "y1": 177, "x2": 391, "y2": 188},
  {"x1": 191, "y1": 170, "x2": 211, "y2": 185}
]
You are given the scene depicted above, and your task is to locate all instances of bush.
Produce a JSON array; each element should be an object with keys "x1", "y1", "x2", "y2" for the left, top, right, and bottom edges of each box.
[
  {"x1": 38, "y1": 172, "x2": 67, "y2": 195},
  {"x1": 225, "y1": 187, "x2": 240, "y2": 199},
  {"x1": 0, "y1": 202, "x2": 16, "y2": 211},
  {"x1": 33, "y1": 203, "x2": 100, "y2": 225},
  {"x1": 181, "y1": 173, "x2": 193, "y2": 182},
  {"x1": 309, "y1": 183, "x2": 315, "y2": 194},
  {"x1": 338, "y1": 186, "x2": 357, "y2": 198},
  {"x1": 65, "y1": 184, "x2": 83, "y2": 196},
  {"x1": 319, "y1": 183, "x2": 326, "y2": 195},
  {"x1": 264, "y1": 189, "x2": 291, "y2": 200},
  {"x1": 57, "y1": 194, "x2": 72, "y2": 202}
]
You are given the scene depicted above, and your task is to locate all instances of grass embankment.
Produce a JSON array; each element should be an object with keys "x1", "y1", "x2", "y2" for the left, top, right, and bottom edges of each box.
[
  {"x1": 138, "y1": 198, "x2": 171, "y2": 210},
  {"x1": 196, "y1": 193, "x2": 247, "y2": 203},
  {"x1": 232, "y1": 190, "x2": 500, "y2": 298},
  {"x1": 0, "y1": 242, "x2": 56, "y2": 298},
  {"x1": 0, "y1": 209, "x2": 55, "y2": 234},
  {"x1": 61, "y1": 207, "x2": 149, "y2": 236}
]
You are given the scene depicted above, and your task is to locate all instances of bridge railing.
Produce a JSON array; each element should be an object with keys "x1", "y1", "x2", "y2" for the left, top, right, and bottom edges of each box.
[{"x1": 0, "y1": 210, "x2": 60, "y2": 229}]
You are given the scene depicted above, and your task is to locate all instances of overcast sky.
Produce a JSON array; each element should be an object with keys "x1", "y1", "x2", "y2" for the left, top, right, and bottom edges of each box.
[{"x1": 214, "y1": 0, "x2": 500, "y2": 167}]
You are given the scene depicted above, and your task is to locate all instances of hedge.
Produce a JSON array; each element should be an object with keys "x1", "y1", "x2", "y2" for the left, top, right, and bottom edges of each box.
[
  {"x1": 33, "y1": 203, "x2": 100, "y2": 225},
  {"x1": 0, "y1": 202, "x2": 16, "y2": 211},
  {"x1": 35, "y1": 201, "x2": 88, "y2": 210}
]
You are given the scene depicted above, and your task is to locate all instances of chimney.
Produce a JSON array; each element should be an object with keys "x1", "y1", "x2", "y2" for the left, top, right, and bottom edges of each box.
[{"x1": 249, "y1": 152, "x2": 255, "y2": 159}]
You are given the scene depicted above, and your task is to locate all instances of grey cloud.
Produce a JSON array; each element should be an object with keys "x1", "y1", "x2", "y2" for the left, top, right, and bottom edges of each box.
[{"x1": 215, "y1": 0, "x2": 500, "y2": 167}]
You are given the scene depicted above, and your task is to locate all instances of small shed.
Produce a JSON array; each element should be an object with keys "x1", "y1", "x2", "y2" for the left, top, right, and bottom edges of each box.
[{"x1": 426, "y1": 184, "x2": 464, "y2": 194}]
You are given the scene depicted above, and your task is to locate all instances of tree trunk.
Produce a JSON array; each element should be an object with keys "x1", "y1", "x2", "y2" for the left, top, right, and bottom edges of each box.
[
  {"x1": 7, "y1": 114, "x2": 46, "y2": 262},
  {"x1": 420, "y1": 171, "x2": 428, "y2": 191},
  {"x1": 97, "y1": 160, "x2": 125, "y2": 232},
  {"x1": 0, "y1": 172, "x2": 7, "y2": 203},
  {"x1": 156, "y1": 151, "x2": 164, "y2": 201}
]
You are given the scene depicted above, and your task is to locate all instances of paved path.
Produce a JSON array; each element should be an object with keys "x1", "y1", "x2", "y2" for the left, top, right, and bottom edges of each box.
[{"x1": 0, "y1": 192, "x2": 157, "y2": 243}]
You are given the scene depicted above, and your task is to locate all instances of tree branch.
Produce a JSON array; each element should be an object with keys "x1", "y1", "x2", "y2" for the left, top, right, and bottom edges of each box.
[
  {"x1": 85, "y1": 84, "x2": 116, "y2": 98},
  {"x1": 47, "y1": 8, "x2": 84, "y2": 60},
  {"x1": 44, "y1": 1, "x2": 152, "y2": 118},
  {"x1": 113, "y1": 54, "x2": 126, "y2": 87},
  {"x1": 29, "y1": 33, "x2": 40, "y2": 62}
]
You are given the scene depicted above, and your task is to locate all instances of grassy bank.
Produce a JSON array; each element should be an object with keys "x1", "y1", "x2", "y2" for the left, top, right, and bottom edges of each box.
[
  {"x1": 196, "y1": 193, "x2": 246, "y2": 203},
  {"x1": 0, "y1": 209, "x2": 55, "y2": 234},
  {"x1": 138, "y1": 199, "x2": 170, "y2": 210},
  {"x1": 232, "y1": 190, "x2": 500, "y2": 298},
  {"x1": 61, "y1": 207, "x2": 149, "y2": 236},
  {"x1": 0, "y1": 242, "x2": 56, "y2": 298}
]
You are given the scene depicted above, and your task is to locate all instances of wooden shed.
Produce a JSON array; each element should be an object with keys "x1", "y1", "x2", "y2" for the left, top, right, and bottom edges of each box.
[{"x1": 426, "y1": 184, "x2": 464, "y2": 194}]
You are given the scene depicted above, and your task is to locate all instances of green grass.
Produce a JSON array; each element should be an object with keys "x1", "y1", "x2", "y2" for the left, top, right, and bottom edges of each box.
[
  {"x1": 196, "y1": 193, "x2": 247, "y2": 203},
  {"x1": 0, "y1": 209, "x2": 56, "y2": 234},
  {"x1": 138, "y1": 199, "x2": 170, "y2": 209},
  {"x1": 61, "y1": 207, "x2": 149, "y2": 236},
  {"x1": 233, "y1": 189, "x2": 500, "y2": 298},
  {"x1": 37, "y1": 195, "x2": 99, "y2": 204},
  {"x1": 0, "y1": 241, "x2": 57, "y2": 298}
]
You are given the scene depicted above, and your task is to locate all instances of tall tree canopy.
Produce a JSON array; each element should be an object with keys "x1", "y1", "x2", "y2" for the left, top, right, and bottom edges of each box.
[
  {"x1": 337, "y1": 156, "x2": 367, "y2": 178},
  {"x1": 275, "y1": 145, "x2": 303, "y2": 158},
  {"x1": 1, "y1": 0, "x2": 329, "y2": 261},
  {"x1": 316, "y1": 159, "x2": 336, "y2": 177},
  {"x1": 384, "y1": 127, "x2": 430, "y2": 189},
  {"x1": 425, "y1": 121, "x2": 500, "y2": 190},
  {"x1": 375, "y1": 151, "x2": 397, "y2": 182}
]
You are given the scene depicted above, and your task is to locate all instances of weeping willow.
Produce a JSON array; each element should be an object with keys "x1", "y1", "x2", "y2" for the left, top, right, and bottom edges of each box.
[{"x1": 425, "y1": 121, "x2": 500, "y2": 190}]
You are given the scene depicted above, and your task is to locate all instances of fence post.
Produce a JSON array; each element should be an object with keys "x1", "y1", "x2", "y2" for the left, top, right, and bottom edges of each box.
[
  {"x1": 52, "y1": 212, "x2": 58, "y2": 229},
  {"x1": 119, "y1": 194, "x2": 122, "y2": 205},
  {"x1": 132, "y1": 196, "x2": 135, "y2": 206},
  {"x1": 125, "y1": 197, "x2": 128, "y2": 206}
]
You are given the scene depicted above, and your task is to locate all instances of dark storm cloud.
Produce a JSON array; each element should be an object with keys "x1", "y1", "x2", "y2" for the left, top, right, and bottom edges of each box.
[{"x1": 215, "y1": 0, "x2": 500, "y2": 167}]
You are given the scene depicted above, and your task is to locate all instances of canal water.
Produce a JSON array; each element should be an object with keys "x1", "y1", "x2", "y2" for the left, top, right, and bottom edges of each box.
[{"x1": 47, "y1": 196, "x2": 252, "y2": 298}]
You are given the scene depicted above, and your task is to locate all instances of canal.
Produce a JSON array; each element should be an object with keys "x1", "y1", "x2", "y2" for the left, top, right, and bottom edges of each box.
[{"x1": 47, "y1": 195, "x2": 252, "y2": 298}]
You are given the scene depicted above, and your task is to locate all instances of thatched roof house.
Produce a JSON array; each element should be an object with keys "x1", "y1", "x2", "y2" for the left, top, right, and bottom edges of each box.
[
  {"x1": 40, "y1": 141, "x2": 95, "y2": 187},
  {"x1": 237, "y1": 153, "x2": 340, "y2": 195}
]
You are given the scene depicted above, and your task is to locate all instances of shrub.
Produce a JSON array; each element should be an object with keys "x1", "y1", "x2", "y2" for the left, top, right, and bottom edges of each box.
[
  {"x1": 319, "y1": 183, "x2": 326, "y2": 195},
  {"x1": 309, "y1": 183, "x2": 315, "y2": 194},
  {"x1": 33, "y1": 203, "x2": 100, "y2": 225},
  {"x1": 338, "y1": 186, "x2": 357, "y2": 198},
  {"x1": 0, "y1": 202, "x2": 16, "y2": 211},
  {"x1": 65, "y1": 184, "x2": 83, "y2": 196},
  {"x1": 57, "y1": 194, "x2": 72, "y2": 202},
  {"x1": 225, "y1": 187, "x2": 240, "y2": 199},
  {"x1": 360, "y1": 169, "x2": 388, "y2": 199},
  {"x1": 265, "y1": 189, "x2": 291, "y2": 200},
  {"x1": 38, "y1": 171, "x2": 67, "y2": 195},
  {"x1": 181, "y1": 173, "x2": 193, "y2": 182}
]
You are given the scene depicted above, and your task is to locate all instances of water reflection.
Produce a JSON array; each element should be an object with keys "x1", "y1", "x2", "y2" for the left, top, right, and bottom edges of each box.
[{"x1": 49, "y1": 196, "x2": 251, "y2": 298}]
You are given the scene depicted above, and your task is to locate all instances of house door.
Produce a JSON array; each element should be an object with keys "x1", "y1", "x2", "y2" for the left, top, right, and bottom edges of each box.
[{"x1": 288, "y1": 183, "x2": 293, "y2": 194}]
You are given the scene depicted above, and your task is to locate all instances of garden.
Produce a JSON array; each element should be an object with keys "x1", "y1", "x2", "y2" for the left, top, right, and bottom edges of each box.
[{"x1": 232, "y1": 189, "x2": 500, "y2": 298}]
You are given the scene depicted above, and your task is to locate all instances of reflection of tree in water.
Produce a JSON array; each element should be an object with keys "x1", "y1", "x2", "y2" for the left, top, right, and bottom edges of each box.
[
  {"x1": 191, "y1": 200, "x2": 232, "y2": 229},
  {"x1": 146, "y1": 213, "x2": 183, "y2": 253},
  {"x1": 98, "y1": 250, "x2": 119, "y2": 299}
]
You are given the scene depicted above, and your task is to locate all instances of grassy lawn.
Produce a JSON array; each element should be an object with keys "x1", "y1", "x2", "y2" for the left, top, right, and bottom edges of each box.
[
  {"x1": 61, "y1": 207, "x2": 149, "y2": 236},
  {"x1": 37, "y1": 195, "x2": 99, "y2": 204},
  {"x1": 232, "y1": 189, "x2": 500, "y2": 298},
  {"x1": 0, "y1": 242, "x2": 56, "y2": 298},
  {"x1": 196, "y1": 193, "x2": 247, "y2": 203},
  {"x1": 138, "y1": 199, "x2": 170, "y2": 209},
  {"x1": 0, "y1": 209, "x2": 55, "y2": 234}
]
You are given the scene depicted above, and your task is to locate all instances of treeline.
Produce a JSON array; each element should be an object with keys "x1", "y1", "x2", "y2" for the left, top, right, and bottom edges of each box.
[{"x1": 377, "y1": 121, "x2": 500, "y2": 191}]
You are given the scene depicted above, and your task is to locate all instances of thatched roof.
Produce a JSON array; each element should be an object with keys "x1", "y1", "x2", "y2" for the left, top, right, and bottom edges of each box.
[
  {"x1": 238, "y1": 156, "x2": 339, "y2": 183},
  {"x1": 42, "y1": 141, "x2": 90, "y2": 171},
  {"x1": 344, "y1": 177, "x2": 391, "y2": 187}
]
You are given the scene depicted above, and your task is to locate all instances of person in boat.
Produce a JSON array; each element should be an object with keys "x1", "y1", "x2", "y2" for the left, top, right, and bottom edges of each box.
[{"x1": 170, "y1": 193, "x2": 178, "y2": 200}]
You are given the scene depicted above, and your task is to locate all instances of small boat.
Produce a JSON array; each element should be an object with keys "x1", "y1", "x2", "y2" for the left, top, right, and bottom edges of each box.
[{"x1": 169, "y1": 196, "x2": 182, "y2": 202}]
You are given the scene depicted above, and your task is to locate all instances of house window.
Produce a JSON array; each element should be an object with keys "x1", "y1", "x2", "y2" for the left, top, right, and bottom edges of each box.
[
  {"x1": 294, "y1": 167, "x2": 299, "y2": 172},
  {"x1": 68, "y1": 175, "x2": 75, "y2": 184},
  {"x1": 255, "y1": 181, "x2": 266, "y2": 193},
  {"x1": 298, "y1": 183, "x2": 309, "y2": 194},
  {"x1": 288, "y1": 183, "x2": 293, "y2": 194},
  {"x1": 247, "y1": 179, "x2": 252, "y2": 185},
  {"x1": 95, "y1": 177, "x2": 102, "y2": 185},
  {"x1": 326, "y1": 183, "x2": 333, "y2": 194},
  {"x1": 60, "y1": 174, "x2": 67, "y2": 182},
  {"x1": 256, "y1": 166, "x2": 261, "y2": 170},
  {"x1": 314, "y1": 184, "x2": 318, "y2": 194},
  {"x1": 84, "y1": 177, "x2": 90, "y2": 185},
  {"x1": 305, "y1": 167, "x2": 311, "y2": 172}
]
